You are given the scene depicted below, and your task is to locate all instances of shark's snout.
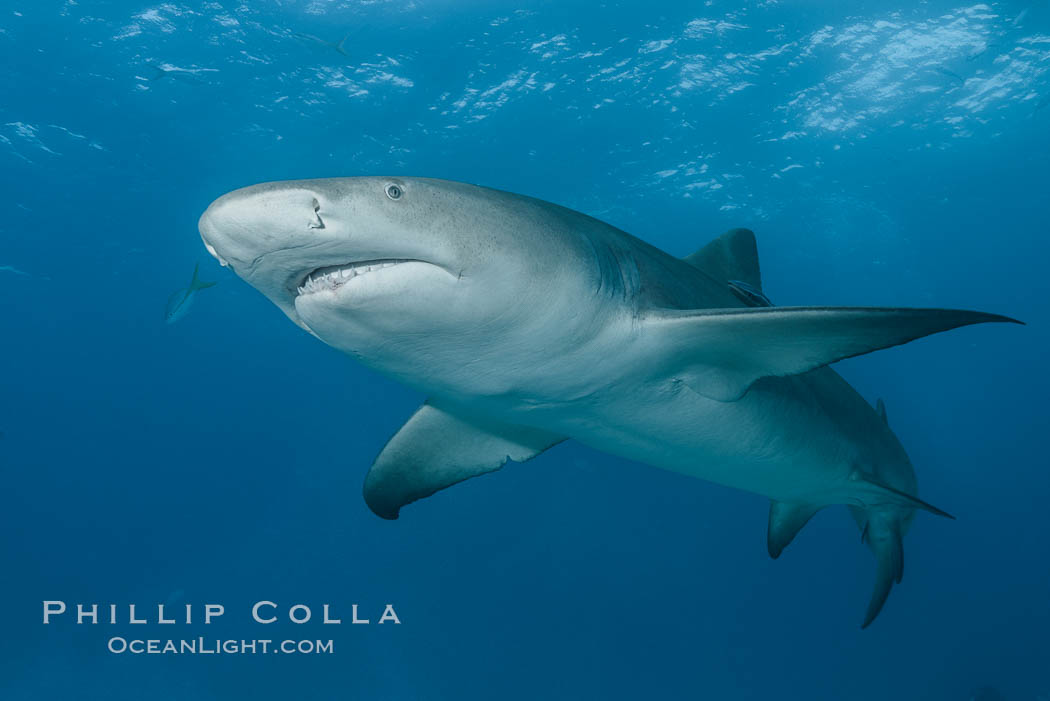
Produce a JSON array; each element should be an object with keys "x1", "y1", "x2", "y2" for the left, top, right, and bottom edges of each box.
[
  {"x1": 198, "y1": 182, "x2": 322, "y2": 273},
  {"x1": 198, "y1": 210, "x2": 230, "y2": 268},
  {"x1": 197, "y1": 181, "x2": 348, "y2": 332},
  {"x1": 197, "y1": 178, "x2": 467, "y2": 334},
  {"x1": 198, "y1": 187, "x2": 256, "y2": 270}
]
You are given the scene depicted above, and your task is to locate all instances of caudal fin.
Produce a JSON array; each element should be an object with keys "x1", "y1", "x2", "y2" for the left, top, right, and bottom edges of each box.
[
  {"x1": 189, "y1": 262, "x2": 216, "y2": 291},
  {"x1": 335, "y1": 34, "x2": 350, "y2": 57},
  {"x1": 861, "y1": 515, "x2": 905, "y2": 628}
]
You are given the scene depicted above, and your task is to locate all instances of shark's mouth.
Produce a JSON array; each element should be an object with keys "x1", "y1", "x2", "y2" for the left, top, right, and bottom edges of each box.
[{"x1": 296, "y1": 259, "x2": 417, "y2": 296}]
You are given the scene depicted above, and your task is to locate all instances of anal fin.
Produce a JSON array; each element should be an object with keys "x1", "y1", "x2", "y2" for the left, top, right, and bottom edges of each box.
[
  {"x1": 875, "y1": 398, "x2": 888, "y2": 425},
  {"x1": 767, "y1": 501, "x2": 821, "y2": 559}
]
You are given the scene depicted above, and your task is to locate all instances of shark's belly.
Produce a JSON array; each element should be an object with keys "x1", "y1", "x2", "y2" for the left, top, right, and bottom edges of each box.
[{"x1": 519, "y1": 368, "x2": 895, "y2": 504}]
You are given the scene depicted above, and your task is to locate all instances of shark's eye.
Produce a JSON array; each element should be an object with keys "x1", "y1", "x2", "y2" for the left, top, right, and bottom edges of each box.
[{"x1": 386, "y1": 184, "x2": 403, "y2": 200}]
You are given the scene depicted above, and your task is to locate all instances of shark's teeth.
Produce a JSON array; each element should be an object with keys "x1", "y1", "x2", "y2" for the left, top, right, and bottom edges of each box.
[{"x1": 297, "y1": 259, "x2": 407, "y2": 296}]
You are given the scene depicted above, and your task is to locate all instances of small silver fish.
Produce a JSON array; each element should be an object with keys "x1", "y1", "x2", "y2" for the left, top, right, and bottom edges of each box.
[{"x1": 165, "y1": 263, "x2": 216, "y2": 324}]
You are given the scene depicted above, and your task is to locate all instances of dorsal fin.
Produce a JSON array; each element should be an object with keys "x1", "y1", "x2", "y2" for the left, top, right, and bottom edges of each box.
[
  {"x1": 683, "y1": 228, "x2": 762, "y2": 291},
  {"x1": 875, "y1": 398, "x2": 888, "y2": 425}
]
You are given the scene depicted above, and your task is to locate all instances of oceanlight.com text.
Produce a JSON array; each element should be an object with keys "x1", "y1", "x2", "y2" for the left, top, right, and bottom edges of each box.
[{"x1": 107, "y1": 637, "x2": 334, "y2": 655}]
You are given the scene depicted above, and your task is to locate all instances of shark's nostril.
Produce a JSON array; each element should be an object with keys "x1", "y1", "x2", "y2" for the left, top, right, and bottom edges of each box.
[{"x1": 309, "y1": 199, "x2": 325, "y2": 229}]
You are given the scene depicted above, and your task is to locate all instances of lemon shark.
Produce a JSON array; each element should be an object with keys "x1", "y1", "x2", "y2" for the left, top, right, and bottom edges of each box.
[{"x1": 198, "y1": 177, "x2": 1019, "y2": 627}]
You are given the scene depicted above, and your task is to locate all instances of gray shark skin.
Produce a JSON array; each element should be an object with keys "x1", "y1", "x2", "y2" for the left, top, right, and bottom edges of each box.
[{"x1": 198, "y1": 176, "x2": 1021, "y2": 627}]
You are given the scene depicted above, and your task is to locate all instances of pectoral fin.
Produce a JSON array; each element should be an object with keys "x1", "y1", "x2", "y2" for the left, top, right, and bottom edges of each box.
[
  {"x1": 644, "y1": 306, "x2": 1021, "y2": 402},
  {"x1": 363, "y1": 403, "x2": 564, "y2": 520},
  {"x1": 767, "y1": 501, "x2": 821, "y2": 559}
]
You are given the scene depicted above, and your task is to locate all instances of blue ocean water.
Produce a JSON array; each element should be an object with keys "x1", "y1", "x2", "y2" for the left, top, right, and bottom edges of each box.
[{"x1": 2, "y1": 1, "x2": 1048, "y2": 699}]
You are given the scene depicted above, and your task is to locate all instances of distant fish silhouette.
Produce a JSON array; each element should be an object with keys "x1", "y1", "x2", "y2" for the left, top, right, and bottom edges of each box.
[
  {"x1": 0, "y1": 264, "x2": 30, "y2": 277},
  {"x1": 933, "y1": 66, "x2": 965, "y2": 85},
  {"x1": 148, "y1": 64, "x2": 213, "y2": 85},
  {"x1": 967, "y1": 2, "x2": 1044, "y2": 61},
  {"x1": 165, "y1": 263, "x2": 215, "y2": 324},
  {"x1": 292, "y1": 32, "x2": 351, "y2": 57}
]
